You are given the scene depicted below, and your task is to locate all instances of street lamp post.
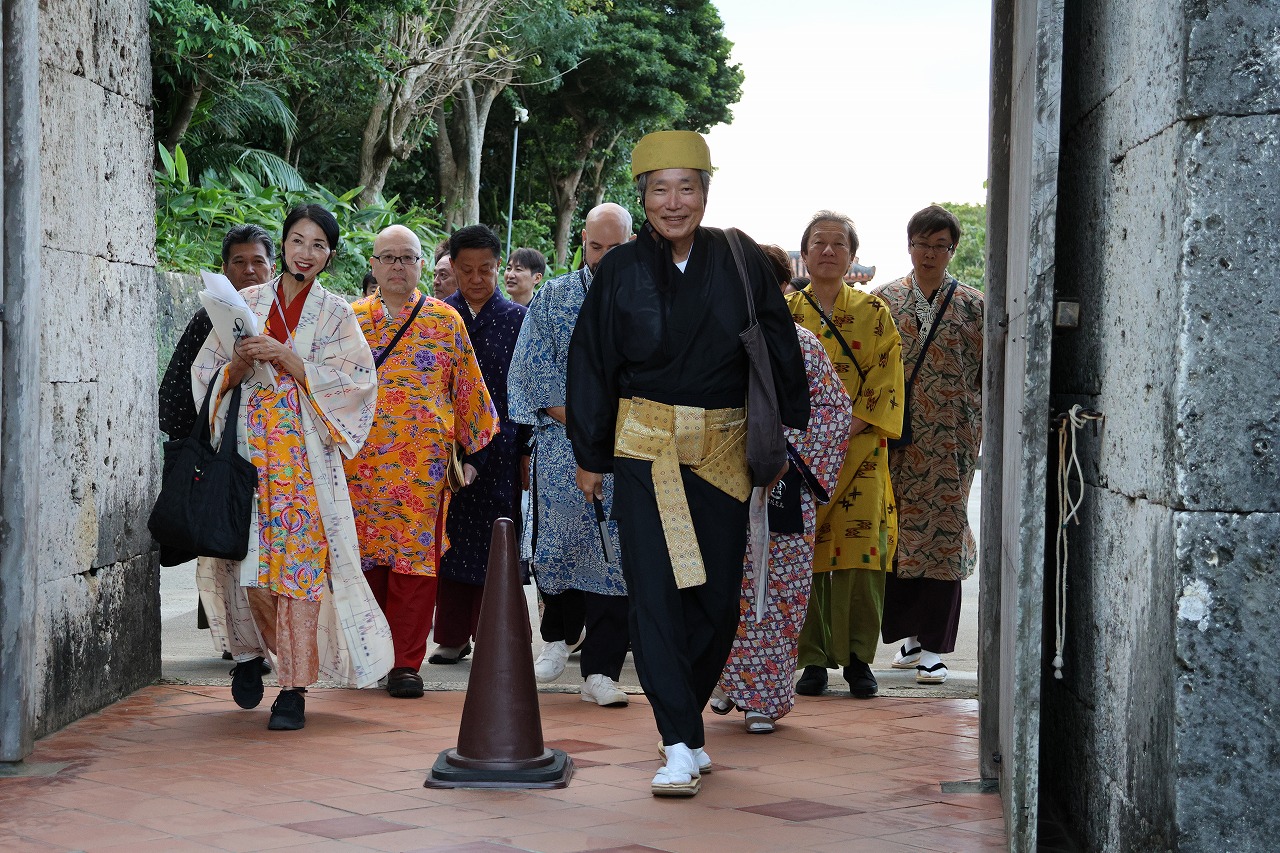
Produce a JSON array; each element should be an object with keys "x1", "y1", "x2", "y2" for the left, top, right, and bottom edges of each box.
[{"x1": 504, "y1": 106, "x2": 530, "y2": 261}]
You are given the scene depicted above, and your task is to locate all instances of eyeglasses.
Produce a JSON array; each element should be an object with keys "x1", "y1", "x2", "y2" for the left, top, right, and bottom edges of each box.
[
  {"x1": 371, "y1": 253, "x2": 422, "y2": 267},
  {"x1": 909, "y1": 242, "x2": 954, "y2": 255}
]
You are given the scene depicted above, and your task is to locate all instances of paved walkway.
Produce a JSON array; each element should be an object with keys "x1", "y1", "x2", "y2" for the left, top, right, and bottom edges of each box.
[
  {"x1": 2, "y1": 474, "x2": 1002, "y2": 851},
  {"x1": 0, "y1": 684, "x2": 1003, "y2": 852}
]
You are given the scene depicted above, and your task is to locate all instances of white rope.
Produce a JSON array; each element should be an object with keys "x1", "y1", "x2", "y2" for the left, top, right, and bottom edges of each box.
[{"x1": 1054, "y1": 404, "x2": 1104, "y2": 679}]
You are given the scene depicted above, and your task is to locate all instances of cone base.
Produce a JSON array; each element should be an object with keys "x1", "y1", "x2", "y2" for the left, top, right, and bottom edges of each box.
[{"x1": 424, "y1": 748, "x2": 573, "y2": 789}]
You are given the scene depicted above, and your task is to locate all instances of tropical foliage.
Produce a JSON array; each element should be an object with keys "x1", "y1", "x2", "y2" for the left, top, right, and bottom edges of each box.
[
  {"x1": 149, "y1": 0, "x2": 744, "y2": 272},
  {"x1": 156, "y1": 145, "x2": 446, "y2": 293}
]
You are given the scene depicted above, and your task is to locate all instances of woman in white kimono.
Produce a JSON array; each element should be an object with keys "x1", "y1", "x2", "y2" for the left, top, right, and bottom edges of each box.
[{"x1": 193, "y1": 204, "x2": 393, "y2": 730}]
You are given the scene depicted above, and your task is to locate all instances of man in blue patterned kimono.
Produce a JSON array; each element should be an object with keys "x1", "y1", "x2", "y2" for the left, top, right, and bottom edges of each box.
[
  {"x1": 508, "y1": 204, "x2": 635, "y2": 706},
  {"x1": 429, "y1": 225, "x2": 531, "y2": 664}
]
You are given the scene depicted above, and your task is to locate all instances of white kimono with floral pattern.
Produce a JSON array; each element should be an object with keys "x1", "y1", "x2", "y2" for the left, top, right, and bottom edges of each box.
[{"x1": 192, "y1": 277, "x2": 393, "y2": 688}]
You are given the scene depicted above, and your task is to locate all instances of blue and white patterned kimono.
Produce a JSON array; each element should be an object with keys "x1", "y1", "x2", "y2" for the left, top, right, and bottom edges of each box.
[{"x1": 507, "y1": 267, "x2": 626, "y2": 596}]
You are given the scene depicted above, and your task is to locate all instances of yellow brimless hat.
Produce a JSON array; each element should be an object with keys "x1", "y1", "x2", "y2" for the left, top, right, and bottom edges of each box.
[{"x1": 630, "y1": 130, "x2": 712, "y2": 179}]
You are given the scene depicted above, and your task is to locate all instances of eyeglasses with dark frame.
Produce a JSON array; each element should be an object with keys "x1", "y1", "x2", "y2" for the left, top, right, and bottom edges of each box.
[
  {"x1": 909, "y1": 241, "x2": 955, "y2": 255},
  {"x1": 371, "y1": 253, "x2": 423, "y2": 267}
]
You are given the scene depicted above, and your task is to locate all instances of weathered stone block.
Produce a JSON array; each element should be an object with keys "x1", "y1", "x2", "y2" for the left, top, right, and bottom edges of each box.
[
  {"x1": 39, "y1": 65, "x2": 106, "y2": 257},
  {"x1": 1176, "y1": 114, "x2": 1280, "y2": 512},
  {"x1": 1039, "y1": 485, "x2": 1177, "y2": 853},
  {"x1": 38, "y1": 260, "x2": 159, "y2": 573},
  {"x1": 1060, "y1": 0, "x2": 1182, "y2": 162},
  {"x1": 1174, "y1": 510, "x2": 1280, "y2": 852},
  {"x1": 40, "y1": 249, "x2": 107, "y2": 384},
  {"x1": 156, "y1": 271, "x2": 203, "y2": 388},
  {"x1": 1184, "y1": 0, "x2": 1280, "y2": 117},
  {"x1": 40, "y1": 0, "x2": 150, "y2": 104},
  {"x1": 102, "y1": 90, "x2": 155, "y2": 266},
  {"x1": 93, "y1": 263, "x2": 161, "y2": 568},
  {"x1": 1053, "y1": 118, "x2": 1185, "y2": 507},
  {"x1": 37, "y1": 381, "x2": 100, "y2": 582},
  {"x1": 33, "y1": 552, "x2": 160, "y2": 737}
]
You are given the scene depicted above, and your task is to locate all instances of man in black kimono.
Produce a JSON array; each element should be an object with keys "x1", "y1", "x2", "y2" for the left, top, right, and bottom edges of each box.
[{"x1": 567, "y1": 131, "x2": 809, "y2": 797}]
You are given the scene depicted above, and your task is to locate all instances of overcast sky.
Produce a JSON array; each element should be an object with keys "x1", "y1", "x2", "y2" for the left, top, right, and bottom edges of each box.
[{"x1": 700, "y1": 0, "x2": 993, "y2": 279}]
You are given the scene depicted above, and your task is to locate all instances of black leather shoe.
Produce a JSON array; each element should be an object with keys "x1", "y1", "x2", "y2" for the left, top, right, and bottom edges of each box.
[
  {"x1": 427, "y1": 642, "x2": 472, "y2": 665},
  {"x1": 230, "y1": 657, "x2": 265, "y2": 709},
  {"x1": 267, "y1": 689, "x2": 306, "y2": 730},
  {"x1": 387, "y1": 667, "x2": 425, "y2": 699},
  {"x1": 795, "y1": 665, "x2": 829, "y2": 696},
  {"x1": 843, "y1": 657, "x2": 878, "y2": 699}
]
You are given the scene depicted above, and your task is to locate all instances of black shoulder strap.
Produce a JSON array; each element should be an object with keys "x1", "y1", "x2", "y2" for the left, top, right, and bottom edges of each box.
[
  {"x1": 724, "y1": 227, "x2": 757, "y2": 328},
  {"x1": 374, "y1": 293, "x2": 425, "y2": 369},
  {"x1": 800, "y1": 288, "x2": 868, "y2": 393}
]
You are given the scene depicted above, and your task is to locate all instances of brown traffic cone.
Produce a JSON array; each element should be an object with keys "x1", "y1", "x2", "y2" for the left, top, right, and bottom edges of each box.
[{"x1": 425, "y1": 517, "x2": 573, "y2": 788}]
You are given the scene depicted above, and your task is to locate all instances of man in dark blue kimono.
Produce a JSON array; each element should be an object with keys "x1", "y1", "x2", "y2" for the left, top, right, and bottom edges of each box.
[{"x1": 430, "y1": 224, "x2": 530, "y2": 663}]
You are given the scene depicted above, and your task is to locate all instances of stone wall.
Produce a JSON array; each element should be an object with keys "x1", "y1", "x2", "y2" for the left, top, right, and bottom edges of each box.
[
  {"x1": 1045, "y1": 1, "x2": 1280, "y2": 850},
  {"x1": 34, "y1": 0, "x2": 158, "y2": 735}
]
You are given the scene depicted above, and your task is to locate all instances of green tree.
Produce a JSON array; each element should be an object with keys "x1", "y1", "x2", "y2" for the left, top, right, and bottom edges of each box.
[
  {"x1": 518, "y1": 0, "x2": 744, "y2": 264},
  {"x1": 150, "y1": 0, "x2": 402, "y2": 188},
  {"x1": 942, "y1": 201, "x2": 986, "y2": 291}
]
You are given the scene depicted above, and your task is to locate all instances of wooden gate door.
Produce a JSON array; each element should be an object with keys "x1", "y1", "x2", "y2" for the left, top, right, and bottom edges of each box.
[{"x1": 978, "y1": 0, "x2": 1064, "y2": 849}]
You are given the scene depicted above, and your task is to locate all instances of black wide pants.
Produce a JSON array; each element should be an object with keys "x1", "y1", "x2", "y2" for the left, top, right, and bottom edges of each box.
[{"x1": 613, "y1": 457, "x2": 747, "y2": 749}]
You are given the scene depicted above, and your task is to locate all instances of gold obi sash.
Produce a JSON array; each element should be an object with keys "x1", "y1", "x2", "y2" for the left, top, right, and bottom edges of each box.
[{"x1": 613, "y1": 397, "x2": 751, "y2": 588}]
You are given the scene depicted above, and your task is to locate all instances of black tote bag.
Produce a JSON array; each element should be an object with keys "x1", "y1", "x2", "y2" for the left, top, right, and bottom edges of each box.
[{"x1": 149, "y1": 380, "x2": 257, "y2": 562}]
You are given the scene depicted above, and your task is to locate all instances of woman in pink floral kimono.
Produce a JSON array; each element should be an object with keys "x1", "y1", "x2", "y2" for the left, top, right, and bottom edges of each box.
[
  {"x1": 194, "y1": 204, "x2": 393, "y2": 730},
  {"x1": 715, "y1": 245, "x2": 853, "y2": 732}
]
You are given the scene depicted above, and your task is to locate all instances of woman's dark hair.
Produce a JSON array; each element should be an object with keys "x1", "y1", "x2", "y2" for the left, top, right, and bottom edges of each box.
[
  {"x1": 282, "y1": 204, "x2": 341, "y2": 253},
  {"x1": 760, "y1": 244, "x2": 793, "y2": 287},
  {"x1": 361, "y1": 271, "x2": 378, "y2": 296},
  {"x1": 508, "y1": 247, "x2": 547, "y2": 276},
  {"x1": 448, "y1": 224, "x2": 501, "y2": 261},
  {"x1": 279, "y1": 204, "x2": 340, "y2": 277},
  {"x1": 906, "y1": 204, "x2": 962, "y2": 245}
]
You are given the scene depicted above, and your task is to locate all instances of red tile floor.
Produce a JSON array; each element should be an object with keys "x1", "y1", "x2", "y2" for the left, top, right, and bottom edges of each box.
[{"x1": 0, "y1": 686, "x2": 1005, "y2": 852}]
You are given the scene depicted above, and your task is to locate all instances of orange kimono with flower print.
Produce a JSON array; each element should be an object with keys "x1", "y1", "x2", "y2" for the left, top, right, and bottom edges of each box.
[{"x1": 344, "y1": 294, "x2": 499, "y2": 576}]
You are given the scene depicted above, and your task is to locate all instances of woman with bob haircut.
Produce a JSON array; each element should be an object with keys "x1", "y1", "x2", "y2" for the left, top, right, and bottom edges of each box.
[{"x1": 193, "y1": 204, "x2": 392, "y2": 731}]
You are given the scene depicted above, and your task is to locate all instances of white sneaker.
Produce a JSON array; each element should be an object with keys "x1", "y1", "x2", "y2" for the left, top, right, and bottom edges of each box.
[
  {"x1": 580, "y1": 673, "x2": 629, "y2": 707},
  {"x1": 533, "y1": 640, "x2": 570, "y2": 682}
]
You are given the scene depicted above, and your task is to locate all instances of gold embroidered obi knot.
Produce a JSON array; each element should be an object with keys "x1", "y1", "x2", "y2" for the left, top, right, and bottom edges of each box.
[{"x1": 614, "y1": 397, "x2": 750, "y2": 588}]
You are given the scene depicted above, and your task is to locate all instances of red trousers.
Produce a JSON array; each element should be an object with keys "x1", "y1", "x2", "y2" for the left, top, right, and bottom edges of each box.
[{"x1": 364, "y1": 567, "x2": 438, "y2": 670}]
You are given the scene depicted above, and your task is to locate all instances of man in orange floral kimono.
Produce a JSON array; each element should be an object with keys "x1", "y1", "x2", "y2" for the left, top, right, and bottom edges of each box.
[{"x1": 345, "y1": 224, "x2": 500, "y2": 699}]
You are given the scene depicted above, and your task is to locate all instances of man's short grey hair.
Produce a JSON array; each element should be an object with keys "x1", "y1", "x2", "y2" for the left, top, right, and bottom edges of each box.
[{"x1": 635, "y1": 170, "x2": 711, "y2": 205}]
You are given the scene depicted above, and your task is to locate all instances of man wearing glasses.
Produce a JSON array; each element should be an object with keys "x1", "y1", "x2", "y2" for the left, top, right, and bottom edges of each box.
[
  {"x1": 873, "y1": 205, "x2": 984, "y2": 687},
  {"x1": 344, "y1": 224, "x2": 500, "y2": 699}
]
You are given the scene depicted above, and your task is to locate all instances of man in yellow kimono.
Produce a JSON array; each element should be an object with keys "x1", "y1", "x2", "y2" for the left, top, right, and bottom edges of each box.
[
  {"x1": 345, "y1": 224, "x2": 499, "y2": 699},
  {"x1": 786, "y1": 211, "x2": 904, "y2": 698}
]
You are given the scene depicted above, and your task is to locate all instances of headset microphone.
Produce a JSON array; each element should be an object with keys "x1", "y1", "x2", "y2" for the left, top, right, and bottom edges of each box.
[{"x1": 281, "y1": 258, "x2": 306, "y2": 282}]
